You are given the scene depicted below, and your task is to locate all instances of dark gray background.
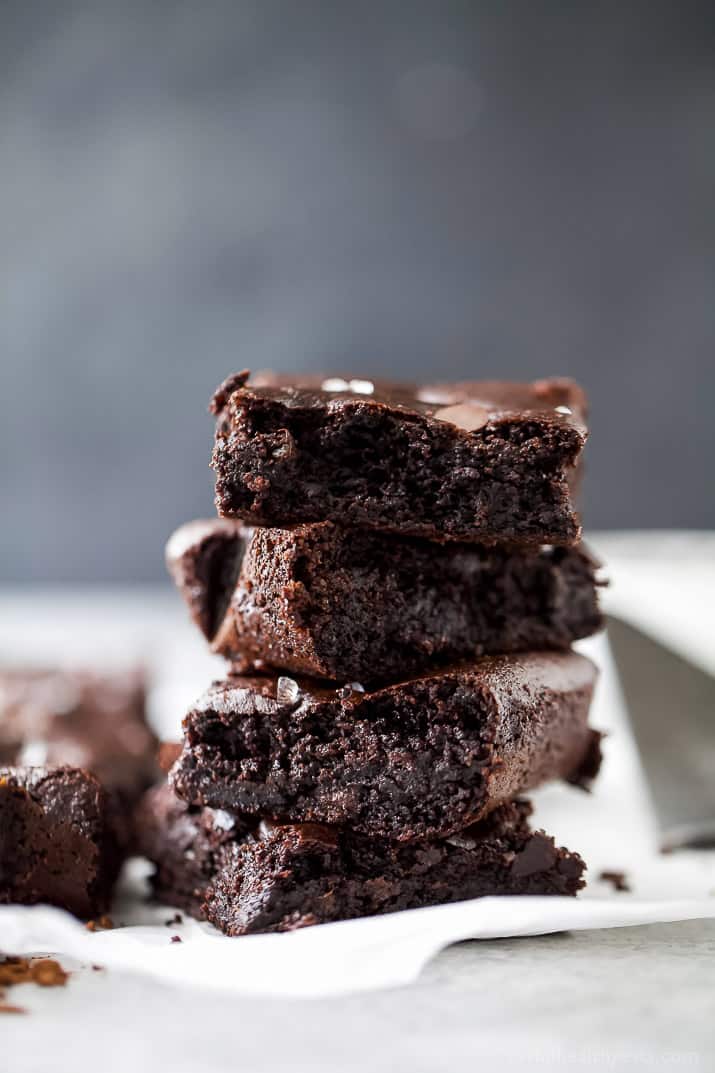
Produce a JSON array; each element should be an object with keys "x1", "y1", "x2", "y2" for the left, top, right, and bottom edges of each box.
[{"x1": 1, "y1": 1, "x2": 713, "y2": 582}]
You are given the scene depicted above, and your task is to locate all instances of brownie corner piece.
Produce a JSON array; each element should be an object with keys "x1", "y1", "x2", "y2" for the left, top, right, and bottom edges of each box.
[
  {"x1": 209, "y1": 371, "x2": 587, "y2": 545},
  {"x1": 0, "y1": 765, "x2": 122, "y2": 918},
  {"x1": 202, "y1": 800, "x2": 586, "y2": 936}
]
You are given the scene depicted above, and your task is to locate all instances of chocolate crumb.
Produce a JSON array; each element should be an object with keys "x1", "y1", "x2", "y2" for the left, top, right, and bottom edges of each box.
[
  {"x1": 31, "y1": 960, "x2": 68, "y2": 988},
  {"x1": 86, "y1": 915, "x2": 114, "y2": 932},
  {"x1": 158, "y1": 742, "x2": 182, "y2": 773},
  {"x1": 164, "y1": 912, "x2": 183, "y2": 926},
  {"x1": 599, "y1": 870, "x2": 631, "y2": 893},
  {"x1": 0, "y1": 956, "x2": 68, "y2": 991},
  {"x1": 0, "y1": 957, "x2": 34, "y2": 986},
  {"x1": 170, "y1": 935, "x2": 182, "y2": 943}
]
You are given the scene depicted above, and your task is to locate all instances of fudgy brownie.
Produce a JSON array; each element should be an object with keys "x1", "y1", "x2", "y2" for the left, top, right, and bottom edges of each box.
[
  {"x1": 166, "y1": 518, "x2": 603, "y2": 683},
  {"x1": 135, "y1": 786, "x2": 585, "y2": 932},
  {"x1": 209, "y1": 371, "x2": 587, "y2": 546},
  {"x1": 204, "y1": 802, "x2": 586, "y2": 935},
  {"x1": 170, "y1": 652, "x2": 599, "y2": 842},
  {"x1": 135, "y1": 781, "x2": 252, "y2": 916},
  {"x1": 0, "y1": 668, "x2": 159, "y2": 806},
  {"x1": 0, "y1": 766, "x2": 121, "y2": 918}
]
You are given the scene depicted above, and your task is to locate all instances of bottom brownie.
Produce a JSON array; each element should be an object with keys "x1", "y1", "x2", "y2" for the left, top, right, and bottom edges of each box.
[
  {"x1": 0, "y1": 766, "x2": 122, "y2": 918},
  {"x1": 136, "y1": 784, "x2": 585, "y2": 935}
]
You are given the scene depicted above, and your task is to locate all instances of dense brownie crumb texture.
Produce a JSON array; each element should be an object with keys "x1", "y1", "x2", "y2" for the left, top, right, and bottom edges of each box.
[{"x1": 208, "y1": 370, "x2": 588, "y2": 545}]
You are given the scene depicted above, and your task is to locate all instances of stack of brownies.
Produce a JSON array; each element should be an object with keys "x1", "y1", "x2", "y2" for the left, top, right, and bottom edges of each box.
[{"x1": 138, "y1": 370, "x2": 604, "y2": 935}]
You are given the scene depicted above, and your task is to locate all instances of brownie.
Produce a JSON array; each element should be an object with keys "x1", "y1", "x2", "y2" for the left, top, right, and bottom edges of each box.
[
  {"x1": 135, "y1": 787, "x2": 585, "y2": 933},
  {"x1": 170, "y1": 651, "x2": 599, "y2": 842},
  {"x1": 134, "y1": 781, "x2": 251, "y2": 916},
  {"x1": 166, "y1": 518, "x2": 603, "y2": 683},
  {"x1": 205, "y1": 800, "x2": 586, "y2": 935},
  {"x1": 209, "y1": 371, "x2": 587, "y2": 546},
  {"x1": 0, "y1": 766, "x2": 121, "y2": 918},
  {"x1": 0, "y1": 668, "x2": 159, "y2": 806}
]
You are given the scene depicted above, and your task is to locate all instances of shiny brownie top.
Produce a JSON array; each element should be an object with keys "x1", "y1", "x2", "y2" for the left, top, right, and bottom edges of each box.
[{"x1": 209, "y1": 370, "x2": 588, "y2": 436}]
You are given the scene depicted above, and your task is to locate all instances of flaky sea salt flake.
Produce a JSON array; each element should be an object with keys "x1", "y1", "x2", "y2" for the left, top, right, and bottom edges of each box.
[{"x1": 276, "y1": 676, "x2": 301, "y2": 706}]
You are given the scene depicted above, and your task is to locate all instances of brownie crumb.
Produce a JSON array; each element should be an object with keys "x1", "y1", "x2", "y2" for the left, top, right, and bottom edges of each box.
[
  {"x1": 0, "y1": 1003, "x2": 27, "y2": 1015},
  {"x1": 0, "y1": 958, "x2": 34, "y2": 987},
  {"x1": 164, "y1": 912, "x2": 183, "y2": 926},
  {"x1": 170, "y1": 935, "x2": 182, "y2": 943},
  {"x1": 599, "y1": 870, "x2": 631, "y2": 893},
  {"x1": 86, "y1": 915, "x2": 114, "y2": 932},
  {"x1": 0, "y1": 956, "x2": 68, "y2": 990},
  {"x1": 30, "y1": 960, "x2": 68, "y2": 988}
]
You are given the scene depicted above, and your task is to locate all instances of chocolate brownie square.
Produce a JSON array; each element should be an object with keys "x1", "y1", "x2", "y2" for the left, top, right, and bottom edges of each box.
[
  {"x1": 134, "y1": 787, "x2": 585, "y2": 933},
  {"x1": 209, "y1": 371, "x2": 587, "y2": 546},
  {"x1": 166, "y1": 518, "x2": 603, "y2": 683},
  {"x1": 170, "y1": 652, "x2": 600, "y2": 842},
  {"x1": 0, "y1": 766, "x2": 121, "y2": 918},
  {"x1": 204, "y1": 801, "x2": 586, "y2": 935},
  {"x1": 0, "y1": 668, "x2": 159, "y2": 806}
]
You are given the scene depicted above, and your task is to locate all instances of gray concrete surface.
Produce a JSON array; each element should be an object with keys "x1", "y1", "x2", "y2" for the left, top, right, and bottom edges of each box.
[{"x1": 4, "y1": 921, "x2": 714, "y2": 1072}]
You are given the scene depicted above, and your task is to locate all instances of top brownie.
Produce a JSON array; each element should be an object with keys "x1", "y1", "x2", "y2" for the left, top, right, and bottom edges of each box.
[{"x1": 209, "y1": 371, "x2": 587, "y2": 545}]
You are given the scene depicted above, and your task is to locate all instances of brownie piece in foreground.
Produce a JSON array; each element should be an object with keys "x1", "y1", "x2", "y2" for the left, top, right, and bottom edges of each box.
[
  {"x1": 135, "y1": 781, "x2": 252, "y2": 916},
  {"x1": 209, "y1": 371, "x2": 587, "y2": 546},
  {"x1": 0, "y1": 668, "x2": 159, "y2": 806},
  {"x1": 167, "y1": 518, "x2": 603, "y2": 683},
  {"x1": 205, "y1": 801, "x2": 586, "y2": 935},
  {"x1": 170, "y1": 652, "x2": 600, "y2": 842},
  {"x1": 0, "y1": 767, "x2": 121, "y2": 918}
]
